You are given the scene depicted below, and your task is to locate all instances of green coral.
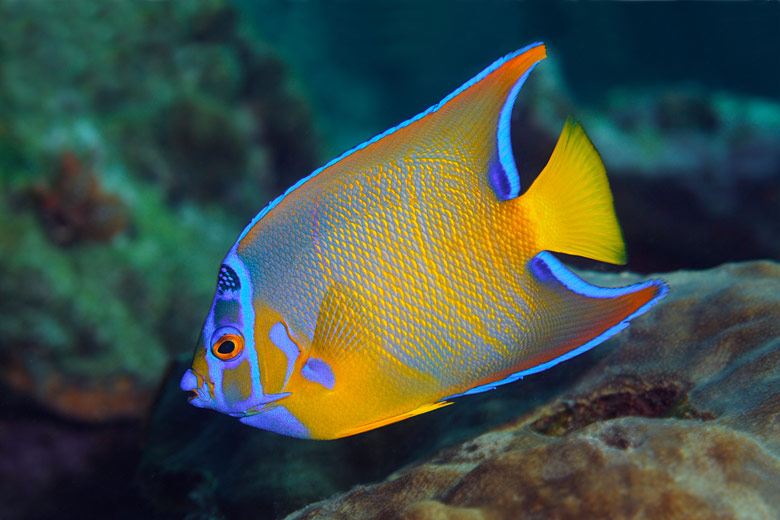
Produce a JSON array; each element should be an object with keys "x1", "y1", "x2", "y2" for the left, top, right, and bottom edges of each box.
[{"x1": 0, "y1": 162, "x2": 233, "y2": 385}]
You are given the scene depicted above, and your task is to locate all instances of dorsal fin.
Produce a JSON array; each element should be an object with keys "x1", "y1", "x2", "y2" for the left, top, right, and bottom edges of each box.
[
  {"x1": 318, "y1": 43, "x2": 547, "y2": 197},
  {"x1": 237, "y1": 43, "x2": 547, "y2": 243}
]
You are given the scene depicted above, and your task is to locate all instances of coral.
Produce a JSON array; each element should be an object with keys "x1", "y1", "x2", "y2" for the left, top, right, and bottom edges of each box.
[
  {"x1": 527, "y1": 376, "x2": 716, "y2": 437},
  {"x1": 0, "y1": 0, "x2": 319, "y2": 422},
  {"x1": 0, "y1": 0, "x2": 319, "y2": 219},
  {"x1": 0, "y1": 1, "x2": 324, "y2": 516},
  {"x1": 0, "y1": 167, "x2": 224, "y2": 422},
  {"x1": 290, "y1": 420, "x2": 780, "y2": 520},
  {"x1": 31, "y1": 152, "x2": 130, "y2": 245},
  {"x1": 0, "y1": 3, "x2": 322, "y2": 465}
]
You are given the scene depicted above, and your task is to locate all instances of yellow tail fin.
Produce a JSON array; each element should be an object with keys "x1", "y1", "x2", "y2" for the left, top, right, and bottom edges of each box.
[{"x1": 523, "y1": 119, "x2": 626, "y2": 265}]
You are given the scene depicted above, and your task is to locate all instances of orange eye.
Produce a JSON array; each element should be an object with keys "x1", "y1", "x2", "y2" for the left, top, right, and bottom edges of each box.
[{"x1": 211, "y1": 330, "x2": 244, "y2": 361}]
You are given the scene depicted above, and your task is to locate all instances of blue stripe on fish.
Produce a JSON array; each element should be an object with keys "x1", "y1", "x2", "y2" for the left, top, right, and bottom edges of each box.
[
  {"x1": 269, "y1": 322, "x2": 300, "y2": 388},
  {"x1": 221, "y1": 249, "x2": 266, "y2": 401},
  {"x1": 491, "y1": 64, "x2": 537, "y2": 200},
  {"x1": 530, "y1": 251, "x2": 667, "y2": 300},
  {"x1": 237, "y1": 42, "x2": 545, "y2": 243}
]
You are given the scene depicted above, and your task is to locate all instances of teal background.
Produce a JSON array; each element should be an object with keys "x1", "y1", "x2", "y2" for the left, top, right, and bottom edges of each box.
[{"x1": 1, "y1": 2, "x2": 778, "y2": 518}]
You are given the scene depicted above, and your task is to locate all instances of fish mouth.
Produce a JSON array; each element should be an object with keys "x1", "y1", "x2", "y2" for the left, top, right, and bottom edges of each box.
[{"x1": 180, "y1": 368, "x2": 213, "y2": 403}]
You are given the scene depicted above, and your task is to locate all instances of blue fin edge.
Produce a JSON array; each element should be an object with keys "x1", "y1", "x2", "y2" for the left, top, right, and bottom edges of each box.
[
  {"x1": 443, "y1": 252, "x2": 669, "y2": 400},
  {"x1": 530, "y1": 251, "x2": 668, "y2": 300},
  {"x1": 237, "y1": 42, "x2": 545, "y2": 243},
  {"x1": 491, "y1": 64, "x2": 537, "y2": 200}
]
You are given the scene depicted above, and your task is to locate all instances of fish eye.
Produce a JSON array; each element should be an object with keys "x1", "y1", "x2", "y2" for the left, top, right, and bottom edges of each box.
[{"x1": 211, "y1": 327, "x2": 244, "y2": 361}]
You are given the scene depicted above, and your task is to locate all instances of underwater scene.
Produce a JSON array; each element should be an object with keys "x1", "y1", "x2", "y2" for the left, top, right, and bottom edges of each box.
[{"x1": 1, "y1": 1, "x2": 779, "y2": 519}]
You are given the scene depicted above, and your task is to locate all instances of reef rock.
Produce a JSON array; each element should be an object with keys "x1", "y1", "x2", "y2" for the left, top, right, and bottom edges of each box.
[
  {"x1": 290, "y1": 420, "x2": 779, "y2": 520},
  {"x1": 284, "y1": 261, "x2": 780, "y2": 520}
]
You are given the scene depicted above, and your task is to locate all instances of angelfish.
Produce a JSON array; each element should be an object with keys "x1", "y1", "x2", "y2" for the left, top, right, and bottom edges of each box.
[{"x1": 180, "y1": 43, "x2": 668, "y2": 440}]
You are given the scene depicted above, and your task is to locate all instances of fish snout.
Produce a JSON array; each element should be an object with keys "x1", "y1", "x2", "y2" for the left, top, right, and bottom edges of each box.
[
  {"x1": 180, "y1": 368, "x2": 199, "y2": 393},
  {"x1": 180, "y1": 368, "x2": 213, "y2": 407}
]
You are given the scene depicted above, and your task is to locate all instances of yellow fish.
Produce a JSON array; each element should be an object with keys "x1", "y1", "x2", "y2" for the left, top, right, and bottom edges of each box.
[{"x1": 180, "y1": 42, "x2": 667, "y2": 439}]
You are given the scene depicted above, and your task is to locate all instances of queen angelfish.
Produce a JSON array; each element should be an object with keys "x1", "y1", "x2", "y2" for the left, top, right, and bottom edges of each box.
[{"x1": 179, "y1": 42, "x2": 668, "y2": 439}]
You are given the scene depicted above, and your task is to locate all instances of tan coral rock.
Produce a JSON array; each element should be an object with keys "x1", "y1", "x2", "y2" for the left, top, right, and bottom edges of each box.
[
  {"x1": 398, "y1": 501, "x2": 489, "y2": 520},
  {"x1": 441, "y1": 420, "x2": 779, "y2": 520},
  {"x1": 289, "y1": 420, "x2": 780, "y2": 520}
]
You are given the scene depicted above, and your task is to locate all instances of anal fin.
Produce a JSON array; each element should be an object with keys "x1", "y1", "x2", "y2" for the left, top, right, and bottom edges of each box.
[
  {"x1": 522, "y1": 251, "x2": 667, "y2": 373},
  {"x1": 443, "y1": 251, "x2": 668, "y2": 401},
  {"x1": 334, "y1": 401, "x2": 452, "y2": 438}
]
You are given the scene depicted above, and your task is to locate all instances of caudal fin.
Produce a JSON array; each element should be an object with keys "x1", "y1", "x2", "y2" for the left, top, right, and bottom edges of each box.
[{"x1": 522, "y1": 119, "x2": 626, "y2": 265}]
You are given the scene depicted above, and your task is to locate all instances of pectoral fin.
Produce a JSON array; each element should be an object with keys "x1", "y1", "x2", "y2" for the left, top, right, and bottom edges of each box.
[
  {"x1": 305, "y1": 283, "x2": 412, "y2": 389},
  {"x1": 289, "y1": 283, "x2": 443, "y2": 439}
]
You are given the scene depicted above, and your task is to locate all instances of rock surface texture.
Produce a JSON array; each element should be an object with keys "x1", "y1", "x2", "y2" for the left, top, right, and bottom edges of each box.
[{"x1": 285, "y1": 261, "x2": 780, "y2": 520}]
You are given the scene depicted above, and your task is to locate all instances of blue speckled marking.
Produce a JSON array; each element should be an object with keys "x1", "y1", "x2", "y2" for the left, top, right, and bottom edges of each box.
[
  {"x1": 491, "y1": 65, "x2": 537, "y2": 200},
  {"x1": 216, "y1": 264, "x2": 241, "y2": 295},
  {"x1": 236, "y1": 42, "x2": 545, "y2": 243},
  {"x1": 239, "y1": 405, "x2": 310, "y2": 438},
  {"x1": 444, "y1": 251, "x2": 668, "y2": 400}
]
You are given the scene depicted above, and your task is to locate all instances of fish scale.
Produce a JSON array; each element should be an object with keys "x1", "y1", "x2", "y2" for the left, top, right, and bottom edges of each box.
[{"x1": 280, "y1": 157, "x2": 520, "y2": 381}]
